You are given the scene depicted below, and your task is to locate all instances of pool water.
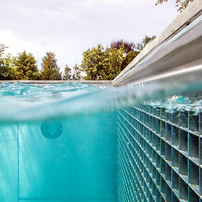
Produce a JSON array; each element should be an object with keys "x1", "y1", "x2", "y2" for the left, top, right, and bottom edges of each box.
[
  {"x1": 1, "y1": 82, "x2": 202, "y2": 202},
  {"x1": 1, "y1": 113, "x2": 117, "y2": 201},
  {"x1": 0, "y1": 83, "x2": 118, "y2": 201}
]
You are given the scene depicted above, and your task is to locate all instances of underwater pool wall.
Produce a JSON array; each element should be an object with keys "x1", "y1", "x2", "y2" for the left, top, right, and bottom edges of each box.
[
  {"x1": 117, "y1": 105, "x2": 202, "y2": 201},
  {"x1": 0, "y1": 113, "x2": 117, "y2": 202}
]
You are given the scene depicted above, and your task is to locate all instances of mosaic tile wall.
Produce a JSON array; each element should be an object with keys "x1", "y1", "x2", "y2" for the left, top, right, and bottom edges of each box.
[{"x1": 117, "y1": 105, "x2": 202, "y2": 202}]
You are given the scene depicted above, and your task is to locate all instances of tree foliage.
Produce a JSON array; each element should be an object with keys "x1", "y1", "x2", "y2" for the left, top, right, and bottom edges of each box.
[
  {"x1": 14, "y1": 51, "x2": 39, "y2": 80},
  {"x1": 0, "y1": 57, "x2": 11, "y2": 80},
  {"x1": 0, "y1": 35, "x2": 157, "y2": 81},
  {"x1": 110, "y1": 40, "x2": 136, "y2": 53},
  {"x1": 81, "y1": 41, "x2": 139, "y2": 80},
  {"x1": 72, "y1": 64, "x2": 82, "y2": 80},
  {"x1": 0, "y1": 44, "x2": 7, "y2": 79},
  {"x1": 0, "y1": 53, "x2": 16, "y2": 80},
  {"x1": 121, "y1": 50, "x2": 140, "y2": 69},
  {"x1": 107, "y1": 44, "x2": 137, "y2": 80},
  {"x1": 136, "y1": 35, "x2": 156, "y2": 51},
  {"x1": 81, "y1": 45, "x2": 109, "y2": 80},
  {"x1": 0, "y1": 43, "x2": 8, "y2": 58},
  {"x1": 40, "y1": 52, "x2": 62, "y2": 80},
  {"x1": 0, "y1": 45, "x2": 5, "y2": 79},
  {"x1": 63, "y1": 64, "x2": 72, "y2": 80},
  {"x1": 155, "y1": 0, "x2": 194, "y2": 12},
  {"x1": 0, "y1": 44, "x2": 16, "y2": 80}
]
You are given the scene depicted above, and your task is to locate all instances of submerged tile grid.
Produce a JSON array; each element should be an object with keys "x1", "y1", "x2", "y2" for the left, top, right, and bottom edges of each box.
[{"x1": 117, "y1": 105, "x2": 202, "y2": 202}]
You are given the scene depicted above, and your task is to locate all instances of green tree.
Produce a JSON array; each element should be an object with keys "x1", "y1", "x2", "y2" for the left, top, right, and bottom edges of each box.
[
  {"x1": 0, "y1": 45, "x2": 5, "y2": 78},
  {"x1": 121, "y1": 50, "x2": 139, "y2": 69},
  {"x1": 155, "y1": 0, "x2": 194, "y2": 12},
  {"x1": 40, "y1": 52, "x2": 62, "y2": 80},
  {"x1": 72, "y1": 64, "x2": 81, "y2": 80},
  {"x1": 0, "y1": 58, "x2": 10, "y2": 80},
  {"x1": 81, "y1": 44, "x2": 110, "y2": 80},
  {"x1": 107, "y1": 44, "x2": 139, "y2": 80},
  {"x1": 136, "y1": 35, "x2": 156, "y2": 51},
  {"x1": 14, "y1": 51, "x2": 39, "y2": 80},
  {"x1": 63, "y1": 64, "x2": 72, "y2": 80},
  {"x1": 0, "y1": 44, "x2": 7, "y2": 78},
  {"x1": 81, "y1": 42, "x2": 140, "y2": 80},
  {"x1": 107, "y1": 44, "x2": 126, "y2": 80},
  {"x1": 0, "y1": 44, "x2": 16, "y2": 80},
  {"x1": 0, "y1": 53, "x2": 16, "y2": 80},
  {"x1": 81, "y1": 39, "x2": 141, "y2": 80},
  {"x1": 0, "y1": 43, "x2": 8, "y2": 58}
]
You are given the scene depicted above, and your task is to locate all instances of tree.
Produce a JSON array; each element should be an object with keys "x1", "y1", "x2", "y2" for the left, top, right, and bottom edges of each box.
[
  {"x1": 0, "y1": 43, "x2": 8, "y2": 58},
  {"x1": 63, "y1": 64, "x2": 72, "y2": 80},
  {"x1": 110, "y1": 40, "x2": 136, "y2": 53},
  {"x1": 81, "y1": 45, "x2": 109, "y2": 80},
  {"x1": 0, "y1": 53, "x2": 16, "y2": 80},
  {"x1": 0, "y1": 57, "x2": 9, "y2": 80},
  {"x1": 81, "y1": 42, "x2": 139, "y2": 80},
  {"x1": 121, "y1": 50, "x2": 140, "y2": 69},
  {"x1": 107, "y1": 44, "x2": 127, "y2": 80},
  {"x1": 81, "y1": 35, "x2": 158, "y2": 80},
  {"x1": 0, "y1": 44, "x2": 5, "y2": 78},
  {"x1": 0, "y1": 44, "x2": 7, "y2": 78},
  {"x1": 0, "y1": 44, "x2": 16, "y2": 80},
  {"x1": 40, "y1": 52, "x2": 62, "y2": 80},
  {"x1": 107, "y1": 44, "x2": 139, "y2": 80},
  {"x1": 72, "y1": 64, "x2": 81, "y2": 80},
  {"x1": 155, "y1": 0, "x2": 194, "y2": 12},
  {"x1": 136, "y1": 35, "x2": 156, "y2": 51},
  {"x1": 109, "y1": 40, "x2": 139, "y2": 72},
  {"x1": 14, "y1": 51, "x2": 39, "y2": 80}
]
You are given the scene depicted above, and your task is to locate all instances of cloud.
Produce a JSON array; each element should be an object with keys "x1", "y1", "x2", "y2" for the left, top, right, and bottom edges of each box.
[
  {"x1": 0, "y1": 29, "x2": 44, "y2": 65},
  {"x1": 45, "y1": 9, "x2": 79, "y2": 19},
  {"x1": 0, "y1": 29, "x2": 84, "y2": 70}
]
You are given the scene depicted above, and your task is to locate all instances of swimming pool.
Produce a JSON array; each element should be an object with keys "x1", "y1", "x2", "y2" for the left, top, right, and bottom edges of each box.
[
  {"x1": 0, "y1": 80, "x2": 202, "y2": 202},
  {"x1": 1, "y1": 1, "x2": 202, "y2": 201}
]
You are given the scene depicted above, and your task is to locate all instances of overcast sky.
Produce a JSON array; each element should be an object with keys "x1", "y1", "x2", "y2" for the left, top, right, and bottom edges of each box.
[{"x1": 0, "y1": 0, "x2": 179, "y2": 72}]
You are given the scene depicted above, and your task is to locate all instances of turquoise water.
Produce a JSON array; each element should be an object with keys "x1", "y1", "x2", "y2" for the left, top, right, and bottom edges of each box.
[
  {"x1": 0, "y1": 82, "x2": 162, "y2": 122},
  {"x1": 0, "y1": 83, "x2": 118, "y2": 202},
  {"x1": 1, "y1": 81, "x2": 202, "y2": 202},
  {"x1": 1, "y1": 80, "x2": 202, "y2": 122},
  {"x1": 1, "y1": 114, "x2": 117, "y2": 202}
]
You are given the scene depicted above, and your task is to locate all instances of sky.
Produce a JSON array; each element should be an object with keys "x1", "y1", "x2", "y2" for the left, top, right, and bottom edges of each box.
[{"x1": 0, "y1": 0, "x2": 179, "y2": 72}]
